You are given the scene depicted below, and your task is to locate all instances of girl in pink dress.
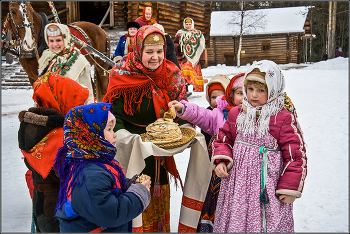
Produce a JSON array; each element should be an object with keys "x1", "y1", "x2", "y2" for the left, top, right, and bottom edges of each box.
[{"x1": 212, "y1": 60, "x2": 307, "y2": 232}]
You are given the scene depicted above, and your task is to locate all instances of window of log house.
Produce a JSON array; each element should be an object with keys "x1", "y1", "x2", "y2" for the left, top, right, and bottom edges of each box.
[{"x1": 261, "y1": 41, "x2": 271, "y2": 51}]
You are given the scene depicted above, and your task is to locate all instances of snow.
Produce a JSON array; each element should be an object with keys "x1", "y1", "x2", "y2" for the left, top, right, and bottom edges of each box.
[
  {"x1": 1, "y1": 57, "x2": 349, "y2": 232},
  {"x1": 210, "y1": 6, "x2": 309, "y2": 36}
]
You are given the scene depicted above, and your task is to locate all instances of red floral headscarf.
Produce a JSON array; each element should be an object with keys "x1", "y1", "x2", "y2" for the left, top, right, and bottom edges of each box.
[
  {"x1": 103, "y1": 25, "x2": 186, "y2": 118},
  {"x1": 33, "y1": 72, "x2": 89, "y2": 115},
  {"x1": 224, "y1": 73, "x2": 245, "y2": 107}
]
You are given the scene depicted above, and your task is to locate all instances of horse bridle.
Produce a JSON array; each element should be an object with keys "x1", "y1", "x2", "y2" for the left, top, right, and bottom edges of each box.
[{"x1": 7, "y1": 1, "x2": 38, "y2": 58}]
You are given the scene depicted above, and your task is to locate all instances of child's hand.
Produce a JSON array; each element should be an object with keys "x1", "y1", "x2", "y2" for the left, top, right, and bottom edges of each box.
[
  {"x1": 215, "y1": 162, "x2": 229, "y2": 178},
  {"x1": 278, "y1": 194, "x2": 296, "y2": 203},
  {"x1": 137, "y1": 174, "x2": 151, "y2": 191},
  {"x1": 168, "y1": 100, "x2": 183, "y2": 112}
]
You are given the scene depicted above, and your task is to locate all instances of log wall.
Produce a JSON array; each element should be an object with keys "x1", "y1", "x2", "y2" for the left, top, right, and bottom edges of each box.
[
  {"x1": 207, "y1": 33, "x2": 303, "y2": 66},
  {"x1": 113, "y1": 1, "x2": 211, "y2": 45}
]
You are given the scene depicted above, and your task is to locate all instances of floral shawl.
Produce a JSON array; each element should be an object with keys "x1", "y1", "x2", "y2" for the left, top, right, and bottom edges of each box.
[
  {"x1": 176, "y1": 27, "x2": 205, "y2": 66},
  {"x1": 55, "y1": 103, "x2": 127, "y2": 212},
  {"x1": 103, "y1": 25, "x2": 186, "y2": 118},
  {"x1": 237, "y1": 60, "x2": 300, "y2": 137}
]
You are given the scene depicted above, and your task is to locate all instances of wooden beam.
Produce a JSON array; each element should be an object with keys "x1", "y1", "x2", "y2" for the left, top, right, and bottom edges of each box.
[{"x1": 47, "y1": 8, "x2": 69, "y2": 20}]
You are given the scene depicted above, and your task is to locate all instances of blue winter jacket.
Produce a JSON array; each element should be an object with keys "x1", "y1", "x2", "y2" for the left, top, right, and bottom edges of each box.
[
  {"x1": 55, "y1": 164, "x2": 150, "y2": 232},
  {"x1": 114, "y1": 35, "x2": 127, "y2": 58}
]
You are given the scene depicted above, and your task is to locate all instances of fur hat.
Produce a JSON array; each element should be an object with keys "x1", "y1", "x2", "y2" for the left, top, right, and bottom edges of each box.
[
  {"x1": 183, "y1": 17, "x2": 194, "y2": 30},
  {"x1": 126, "y1": 21, "x2": 140, "y2": 30},
  {"x1": 144, "y1": 33, "x2": 165, "y2": 46},
  {"x1": 18, "y1": 107, "x2": 65, "y2": 151}
]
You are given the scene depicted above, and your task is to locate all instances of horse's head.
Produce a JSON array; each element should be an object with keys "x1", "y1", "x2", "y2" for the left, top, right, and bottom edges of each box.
[{"x1": 8, "y1": 1, "x2": 36, "y2": 51}]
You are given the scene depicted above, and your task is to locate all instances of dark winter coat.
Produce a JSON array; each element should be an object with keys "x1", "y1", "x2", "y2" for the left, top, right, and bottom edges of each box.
[
  {"x1": 24, "y1": 158, "x2": 60, "y2": 232},
  {"x1": 165, "y1": 34, "x2": 180, "y2": 69},
  {"x1": 55, "y1": 163, "x2": 150, "y2": 232},
  {"x1": 114, "y1": 35, "x2": 127, "y2": 58}
]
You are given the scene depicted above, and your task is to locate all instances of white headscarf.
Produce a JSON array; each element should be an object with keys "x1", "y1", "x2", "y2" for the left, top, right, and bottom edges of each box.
[
  {"x1": 44, "y1": 23, "x2": 72, "y2": 50},
  {"x1": 236, "y1": 60, "x2": 286, "y2": 137},
  {"x1": 183, "y1": 17, "x2": 194, "y2": 30}
]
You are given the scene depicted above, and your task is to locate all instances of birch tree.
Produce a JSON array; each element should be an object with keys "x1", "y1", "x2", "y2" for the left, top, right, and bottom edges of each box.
[{"x1": 228, "y1": 1, "x2": 267, "y2": 67}]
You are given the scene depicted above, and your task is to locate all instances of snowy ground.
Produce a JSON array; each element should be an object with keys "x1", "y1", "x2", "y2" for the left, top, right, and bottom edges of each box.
[{"x1": 1, "y1": 57, "x2": 349, "y2": 232}]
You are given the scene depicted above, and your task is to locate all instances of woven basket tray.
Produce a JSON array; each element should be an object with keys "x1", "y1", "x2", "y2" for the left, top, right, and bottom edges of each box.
[{"x1": 141, "y1": 127, "x2": 196, "y2": 149}]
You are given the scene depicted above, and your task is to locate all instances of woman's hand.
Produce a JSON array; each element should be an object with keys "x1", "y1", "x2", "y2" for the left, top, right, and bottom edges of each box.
[
  {"x1": 168, "y1": 100, "x2": 183, "y2": 112},
  {"x1": 278, "y1": 194, "x2": 296, "y2": 203},
  {"x1": 214, "y1": 162, "x2": 229, "y2": 178}
]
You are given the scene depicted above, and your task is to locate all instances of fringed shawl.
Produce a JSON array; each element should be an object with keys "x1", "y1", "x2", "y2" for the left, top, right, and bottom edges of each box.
[
  {"x1": 103, "y1": 25, "x2": 186, "y2": 117},
  {"x1": 55, "y1": 103, "x2": 127, "y2": 212}
]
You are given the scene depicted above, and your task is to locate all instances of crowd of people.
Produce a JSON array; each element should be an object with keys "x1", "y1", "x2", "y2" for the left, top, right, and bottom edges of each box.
[{"x1": 19, "y1": 6, "x2": 307, "y2": 233}]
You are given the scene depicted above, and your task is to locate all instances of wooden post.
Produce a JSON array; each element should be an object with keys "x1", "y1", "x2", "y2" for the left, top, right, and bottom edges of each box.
[
  {"x1": 109, "y1": 1, "x2": 115, "y2": 27},
  {"x1": 66, "y1": 1, "x2": 78, "y2": 24}
]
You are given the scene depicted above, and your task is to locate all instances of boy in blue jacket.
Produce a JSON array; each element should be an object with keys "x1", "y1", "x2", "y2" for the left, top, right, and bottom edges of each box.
[{"x1": 55, "y1": 103, "x2": 151, "y2": 232}]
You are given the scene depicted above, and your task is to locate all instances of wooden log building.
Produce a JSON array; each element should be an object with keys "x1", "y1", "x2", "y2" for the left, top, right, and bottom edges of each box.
[
  {"x1": 2, "y1": 1, "x2": 212, "y2": 47},
  {"x1": 207, "y1": 6, "x2": 311, "y2": 66}
]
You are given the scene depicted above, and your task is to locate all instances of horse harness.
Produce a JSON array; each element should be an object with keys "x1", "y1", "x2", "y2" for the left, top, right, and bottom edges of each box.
[{"x1": 7, "y1": 1, "x2": 38, "y2": 58}]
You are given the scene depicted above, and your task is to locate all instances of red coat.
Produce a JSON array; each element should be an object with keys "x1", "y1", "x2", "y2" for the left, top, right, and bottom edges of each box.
[{"x1": 212, "y1": 105, "x2": 307, "y2": 197}]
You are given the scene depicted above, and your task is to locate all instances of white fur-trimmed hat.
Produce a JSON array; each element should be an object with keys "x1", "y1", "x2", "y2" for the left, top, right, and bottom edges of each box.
[{"x1": 245, "y1": 68, "x2": 266, "y2": 84}]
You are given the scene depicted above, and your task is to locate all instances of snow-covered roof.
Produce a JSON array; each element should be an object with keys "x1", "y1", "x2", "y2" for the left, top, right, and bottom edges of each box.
[{"x1": 210, "y1": 6, "x2": 310, "y2": 36}]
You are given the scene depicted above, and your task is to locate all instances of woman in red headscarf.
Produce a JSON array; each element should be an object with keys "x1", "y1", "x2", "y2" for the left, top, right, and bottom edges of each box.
[
  {"x1": 103, "y1": 25, "x2": 188, "y2": 233},
  {"x1": 135, "y1": 6, "x2": 158, "y2": 27},
  {"x1": 19, "y1": 72, "x2": 89, "y2": 233}
]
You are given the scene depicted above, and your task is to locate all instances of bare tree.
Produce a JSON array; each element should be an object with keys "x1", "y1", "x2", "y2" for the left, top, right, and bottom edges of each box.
[{"x1": 227, "y1": 1, "x2": 267, "y2": 67}]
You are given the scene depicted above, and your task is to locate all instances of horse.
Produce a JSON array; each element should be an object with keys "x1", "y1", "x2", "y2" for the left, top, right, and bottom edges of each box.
[{"x1": 5, "y1": 1, "x2": 111, "y2": 102}]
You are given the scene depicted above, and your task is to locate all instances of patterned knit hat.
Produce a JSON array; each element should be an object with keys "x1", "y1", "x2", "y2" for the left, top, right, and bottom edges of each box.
[{"x1": 231, "y1": 75, "x2": 245, "y2": 90}]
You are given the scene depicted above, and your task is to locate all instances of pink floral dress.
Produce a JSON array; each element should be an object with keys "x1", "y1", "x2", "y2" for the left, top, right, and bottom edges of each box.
[{"x1": 213, "y1": 126, "x2": 294, "y2": 233}]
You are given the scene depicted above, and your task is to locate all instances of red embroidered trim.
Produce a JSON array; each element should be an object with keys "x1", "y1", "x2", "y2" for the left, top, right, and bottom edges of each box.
[
  {"x1": 181, "y1": 195, "x2": 204, "y2": 212},
  {"x1": 132, "y1": 226, "x2": 143, "y2": 233},
  {"x1": 178, "y1": 222, "x2": 196, "y2": 233}
]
